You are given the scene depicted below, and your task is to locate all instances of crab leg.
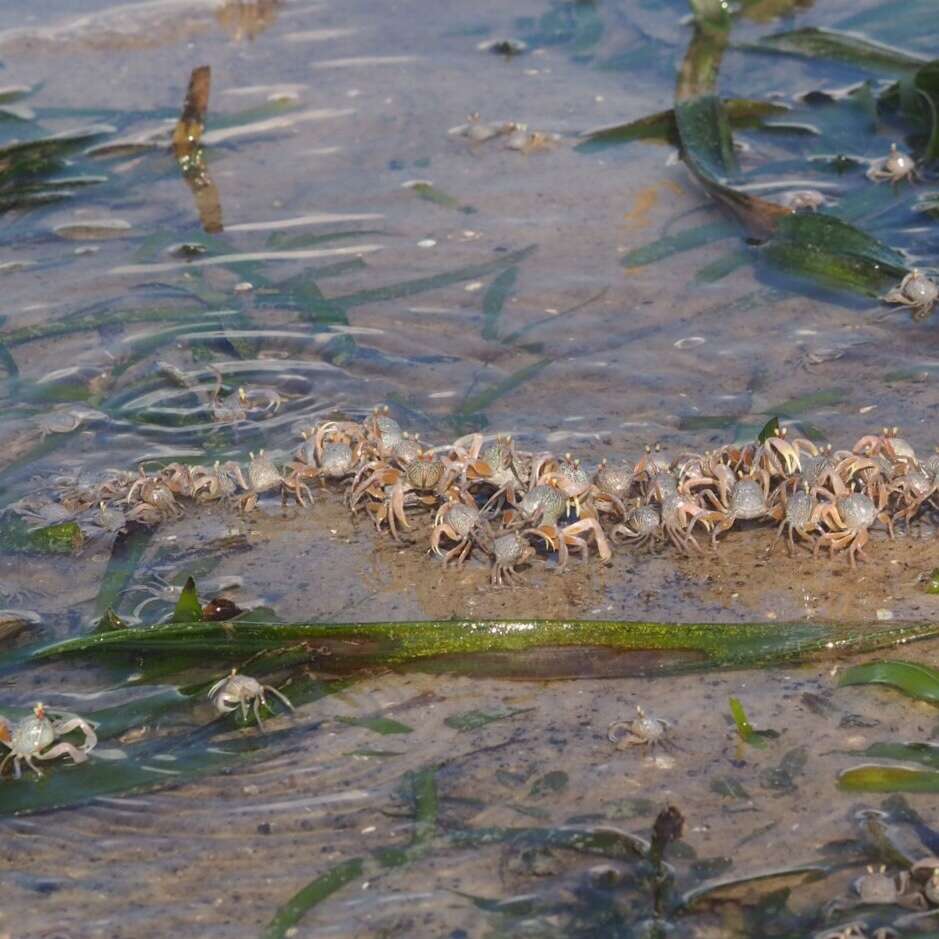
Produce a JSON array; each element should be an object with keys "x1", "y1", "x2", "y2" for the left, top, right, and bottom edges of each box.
[
  {"x1": 53, "y1": 717, "x2": 98, "y2": 752},
  {"x1": 36, "y1": 742, "x2": 90, "y2": 766}
]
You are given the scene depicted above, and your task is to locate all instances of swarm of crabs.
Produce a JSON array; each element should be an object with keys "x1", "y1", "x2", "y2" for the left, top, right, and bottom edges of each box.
[{"x1": 13, "y1": 407, "x2": 939, "y2": 580}]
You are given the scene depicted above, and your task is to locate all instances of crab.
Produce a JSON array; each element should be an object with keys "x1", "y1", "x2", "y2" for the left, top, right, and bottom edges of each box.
[
  {"x1": 852, "y1": 865, "x2": 924, "y2": 909},
  {"x1": 236, "y1": 451, "x2": 311, "y2": 511},
  {"x1": 542, "y1": 453, "x2": 592, "y2": 514},
  {"x1": 769, "y1": 486, "x2": 821, "y2": 556},
  {"x1": 452, "y1": 433, "x2": 526, "y2": 505},
  {"x1": 431, "y1": 493, "x2": 489, "y2": 567},
  {"x1": 510, "y1": 480, "x2": 567, "y2": 529},
  {"x1": 836, "y1": 452, "x2": 896, "y2": 504},
  {"x1": 158, "y1": 462, "x2": 196, "y2": 499},
  {"x1": 633, "y1": 443, "x2": 672, "y2": 484},
  {"x1": 799, "y1": 446, "x2": 849, "y2": 498},
  {"x1": 0, "y1": 703, "x2": 97, "y2": 779},
  {"x1": 191, "y1": 460, "x2": 243, "y2": 502},
  {"x1": 612, "y1": 502, "x2": 662, "y2": 551},
  {"x1": 528, "y1": 513, "x2": 612, "y2": 571},
  {"x1": 816, "y1": 490, "x2": 893, "y2": 567},
  {"x1": 815, "y1": 925, "x2": 882, "y2": 939},
  {"x1": 890, "y1": 459, "x2": 939, "y2": 528},
  {"x1": 781, "y1": 189, "x2": 828, "y2": 211},
  {"x1": 298, "y1": 421, "x2": 364, "y2": 466},
  {"x1": 882, "y1": 269, "x2": 938, "y2": 320},
  {"x1": 698, "y1": 472, "x2": 775, "y2": 545},
  {"x1": 852, "y1": 427, "x2": 916, "y2": 464},
  {"x1": 509, "y1": 479, "x2": 612, "y2": 570},
  {"x1": 661, "y1": 492, "x2": 710, "y2": 553},
  {"x1": 592, "y1": 459, "x2": 634, "y2": 518},
  {"x1": 725, "y1": 426, "x2": 813, "y2": 478},
  {"x1": 364, "y1": 405, "x2": 403, "y2": 457},
  {"x1": 38, "y1": 407, "x2": 85, "y2": 439},
  {"x1": 911, "y1": 857, "x2": 939, "y2": 905},
  {"x1": 349, "y1": 452, "x2": 455, "y2": 540},
  {"x1": 866, "y1": 144, "x2": 918, "y2": 184},
  {"x1": 607, "y1": 706, "x2": 673, "y2": 751},
  {"x1": 207, "y1": 669, "x2": 294, "y2": 730},
  {"x1": 488, "y1": 530, "x2": 535, "y2": 586},
  {"x1": 289, "y1": 424, "x2": 363, "y2": 491},
  {"x1": 125, "y1": 469, "x2": 182, "y2": 521},
  {"x1": 644, "y1": 470, "x2": 680, "y2": 503}
]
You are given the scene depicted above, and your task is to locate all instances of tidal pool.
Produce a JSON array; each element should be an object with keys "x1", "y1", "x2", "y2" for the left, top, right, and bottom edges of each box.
[{"x1": 1, "y1": 0, "x2": 939, "y2": 936}]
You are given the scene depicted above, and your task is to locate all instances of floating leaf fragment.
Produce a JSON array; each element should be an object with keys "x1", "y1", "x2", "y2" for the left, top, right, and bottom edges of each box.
[
  {"x1": 444, "y1": 707, "x2": 534, "y2": 731},
  {"x1": 757, "y1": 416, "x2": 781, "y2": 444},
  {"x1": 729, "y1": 696, "x2": 779, "y2": 748},
  {"x1": 840, "y1": 765, "x2": 939, "y2": 793},
  {"x1": 172, "y1": 577, "x2": 205, "y2": 624},
  {"x1": 529, "y1": 770, "x2": 569, "y2": 798},
  {"x1": 335, "y1": 715, "x2": 414, "y2": 735}
]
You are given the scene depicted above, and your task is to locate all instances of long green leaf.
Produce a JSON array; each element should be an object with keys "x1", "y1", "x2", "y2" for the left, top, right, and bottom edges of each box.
[
  {"x1": 330, "y1": 245, "x2": 537, "y2": 308},
  {"x1": 263, "y1": 769, "x2": 437, "y2": 936},
  {"x1": 838, "y1": 660, "x2": 939, "y2": 704},
  {"x1": 576, "y1": 99, "x2": 788, "y2": 151},
  {"x1": 261, "y1": 858, "x2": 365, "y2": 939},
  {"x1": 9, "y1": 618, "x2": 939, "y2": 680},
  {"x1": 453, "y1": 358, "x2": 551, "y2": 419},
  {"x1": 749, "y1": 27, "x2": 927, "y2": 74},
  {"x1": 481, "y1": 266, "x2": 518, "y2": 340},
  {"x1": 94, "y1": 525, "x2": 155, "y2": 615},
  {"x1": 622, "y1": 221, "x2": 737, "y2": 269}
]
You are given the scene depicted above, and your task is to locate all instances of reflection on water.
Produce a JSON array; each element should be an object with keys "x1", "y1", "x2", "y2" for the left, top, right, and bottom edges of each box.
[{"x1": 0, "y1": 0, "x2": 938, "y2": 934}]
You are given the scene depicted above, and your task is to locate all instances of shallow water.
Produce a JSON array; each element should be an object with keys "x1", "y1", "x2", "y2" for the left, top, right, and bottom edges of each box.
[{"x1": 2, "y1": 0, "x2": 939, "y2": 936}]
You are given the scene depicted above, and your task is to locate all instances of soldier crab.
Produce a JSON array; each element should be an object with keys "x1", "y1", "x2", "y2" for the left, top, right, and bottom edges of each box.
[
  {"x1": 882, "y1": 269, "x2": 938, "y2": 320},
  {"x1": 816, "y1": 490, "x2": 893, "y2": 567},
  {"x1": 612, "y1": 502, "x2": 662, "y2": 551},
  {"x1": 237, "y1": 451, "x2": 312, "y2": 511},
  {"x1": 488, "y1": 530, "x2": 535, "y2": 586},
  {"x1": 511, "y1": 479, "x2": 612, "y2": 570},
  {"x1": 350, "y1": 452, "x2": 456, "y2": 540},
  {"x1": 607, "y1": 706, "x2": 673, "y2": 751},
  {"x1": 208, "y1": 670, "x2": 294, "y2": 730},
  {"x1": 851, "y1": 865, "x2": 924, "y2": 909},
  {"x1": 781, "y1": 189, "x2": 828, "y2": 211},
  {"x1": 769, "y1": 486, "x2": 821, "y2": 556},
  {"x1": 698, "y1": 472, "x2": 775, "y2": 545},
  {"x1": 0, "y1": 703, "x2": 97, "y2": 779},
  {"x1": 431, "y1": 493, "x2": 490, "y2": 567},
  {"x1": 866, "y1": 144, "x2": 918, "y2": 184}
]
